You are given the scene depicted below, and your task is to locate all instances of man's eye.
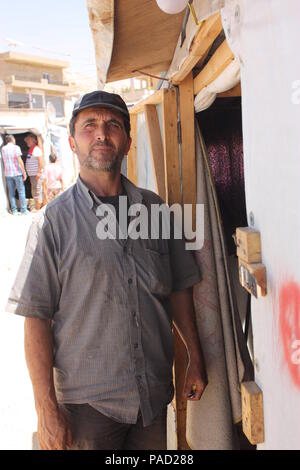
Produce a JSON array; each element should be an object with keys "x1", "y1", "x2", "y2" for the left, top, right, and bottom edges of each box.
[{"x1": 108, "y1": 121, "x2": 122, "y2": 130}]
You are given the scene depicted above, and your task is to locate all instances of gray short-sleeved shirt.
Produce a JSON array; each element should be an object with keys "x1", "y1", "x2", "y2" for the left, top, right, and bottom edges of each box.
[{"x1": 6, "y1": 175, "x2": 201, "y2": 426}]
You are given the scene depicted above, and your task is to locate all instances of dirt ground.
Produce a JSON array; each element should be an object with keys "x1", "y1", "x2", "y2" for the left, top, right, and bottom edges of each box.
[{"x1": 0, "y1": 210, "x2": 37, "y2": 450}]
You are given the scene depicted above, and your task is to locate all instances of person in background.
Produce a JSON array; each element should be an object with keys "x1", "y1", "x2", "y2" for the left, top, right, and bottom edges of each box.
[
  {"x1": 45, "y1": 154, "x2": 64, "y2": 202},
  {"x1": 24, "y1": 133, "x2": 44, "y2": 211},
  {"x1": 1, "y1": 135, "x2": 29, "y2": 215}
]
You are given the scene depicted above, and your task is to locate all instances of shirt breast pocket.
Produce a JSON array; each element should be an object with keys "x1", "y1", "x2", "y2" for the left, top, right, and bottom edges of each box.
[{"x1": 146, "y1": 248, "x2": 173, "y2": 297}]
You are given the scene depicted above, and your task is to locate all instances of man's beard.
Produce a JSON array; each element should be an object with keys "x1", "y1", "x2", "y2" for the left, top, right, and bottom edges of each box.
[
  {"x1": 77, "y1": 142, "x2": 125, "y2": 173},
  {"x1": 83, "y1": 152, "x2": 122, "y2": 172}
]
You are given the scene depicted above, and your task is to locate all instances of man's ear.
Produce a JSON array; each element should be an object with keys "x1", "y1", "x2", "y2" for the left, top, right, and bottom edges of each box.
[
  {"x1": 125, "y1": 137, "x2": 132, "y2": 156},
  {"x1": 68, "y1": 135, "x2": 76, "y2": 153}
]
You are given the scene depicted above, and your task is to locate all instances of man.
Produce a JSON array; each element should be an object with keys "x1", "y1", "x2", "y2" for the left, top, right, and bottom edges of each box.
[
  {"x1": 24, "y1": 132, "x2": 44, "y2": 211},
  {"x1": 1, "y1": 135, "x2": 29, "y2": 215},
  {"x1": 7, "y1": 91, "x2": 207, "y2": 450}
]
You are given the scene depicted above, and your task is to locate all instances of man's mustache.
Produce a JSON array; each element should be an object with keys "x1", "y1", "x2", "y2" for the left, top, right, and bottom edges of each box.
[{"x1": 90, "y1": 141, "x2": 115, "y2": 151}]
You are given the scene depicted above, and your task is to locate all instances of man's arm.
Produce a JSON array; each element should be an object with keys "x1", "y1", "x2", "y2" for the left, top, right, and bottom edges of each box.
[
  {"x1": 169, "y1": 287, "x2": 207, "y2": 401},
  {"x1": 36, "y1": 155, "x2": 42, "y2": 179},
  {"x1": 17, "y1": 157, "x2": 27, "y2": 181},
  {"x1": 24, "y1": 317, "x2": 72, "y2": 450}
]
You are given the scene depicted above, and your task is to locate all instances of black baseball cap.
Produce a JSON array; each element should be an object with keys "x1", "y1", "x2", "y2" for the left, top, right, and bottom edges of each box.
[{"x1": 72, "y1": 90, "x2": 130, "y2": 122}]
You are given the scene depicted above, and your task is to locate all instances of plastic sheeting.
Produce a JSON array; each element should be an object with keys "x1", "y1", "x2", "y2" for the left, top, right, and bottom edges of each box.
[
  {"x1": 136, "y1": 112, "x2": 157, "y2": 193},
  {"x1": 186, "y1": 124, "x2": 253, "y2": 450},
  {"x1": 86, "y1": 0, "x2": 114, "y2": 89},
  {"x1": 194, "y1": 58, "x2": 240, "y2": 112}
]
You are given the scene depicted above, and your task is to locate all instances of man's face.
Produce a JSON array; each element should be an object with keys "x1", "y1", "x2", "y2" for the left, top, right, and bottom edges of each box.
[
  {"x1": 24, "y1": 136, "x2": 35, "y2": 148},
  {"x1": 69, "y1": 106, "x2": 131, "y2": 173}
]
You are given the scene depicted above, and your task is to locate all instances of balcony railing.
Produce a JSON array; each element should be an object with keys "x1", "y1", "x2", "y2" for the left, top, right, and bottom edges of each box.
[
  {"x1": 13, "y1": 75, "x2": 68, "y2": 86},
  {"x1": 14, "y1": 74, "x2": 41, "y2": 83}
]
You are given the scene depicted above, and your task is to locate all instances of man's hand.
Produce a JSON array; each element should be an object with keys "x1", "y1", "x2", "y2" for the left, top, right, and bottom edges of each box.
[
  {"x1": 169, "y1": 288, "x2": 208, "y2": 401},
  {"x1": 183, "y1": 360, "x2": 208, "y2": 401},
  {"x1": 23, "y1": 171, "x2": 27, "y2": 181},
  {"x1": 37, "y1": 402, "x2": 72, "y2": 450}
]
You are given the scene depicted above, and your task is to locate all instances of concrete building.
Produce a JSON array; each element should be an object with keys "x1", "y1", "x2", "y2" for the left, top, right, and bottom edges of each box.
[{"x1": 0, "y1": 51, "x2": 73, "y2": 120}]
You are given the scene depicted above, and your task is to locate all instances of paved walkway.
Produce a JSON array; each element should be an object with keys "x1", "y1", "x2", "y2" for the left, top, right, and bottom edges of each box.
[{"x1": 0, "y1": 210, "x2": 37, "y2": 449}]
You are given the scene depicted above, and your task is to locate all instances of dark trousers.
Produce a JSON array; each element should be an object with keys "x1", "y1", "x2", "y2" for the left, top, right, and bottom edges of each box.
[{"x1": 61, "y1": 404, "x2": 167, "y2": 450}]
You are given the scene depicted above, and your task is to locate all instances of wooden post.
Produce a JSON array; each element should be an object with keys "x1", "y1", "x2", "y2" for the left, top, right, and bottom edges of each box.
[
  {"x1": 177, "y1": 73, "x2": 197, "y2": 450},
  {"x1": 162, "y1": 87, "x2": 189, "y2": 450},
  {"x1": 144, "y1": 104, "x2": 166, "y2": 200},
  {"x1": 162, "y1": 88, "x2": 181, "y2": 205},
  {"x1": 179, "y1": 73, "x2": 196, "y2": 218},
  {"x1": 127, "y1": 113, "x2": 138, "y2": 184}
]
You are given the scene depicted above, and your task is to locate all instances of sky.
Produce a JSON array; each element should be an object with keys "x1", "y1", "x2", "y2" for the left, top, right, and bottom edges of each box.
[{"x1": 0, "y1": 0, "x2": 97, "y2": 78}]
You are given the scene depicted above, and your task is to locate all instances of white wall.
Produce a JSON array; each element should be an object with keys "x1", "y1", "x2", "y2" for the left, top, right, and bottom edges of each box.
[
  {"x1": 0, "y1": 110, "x2": 47, "y2": 131},
  {"x1": 222, "y1": 0, "x2": 300, "y2": 449}
]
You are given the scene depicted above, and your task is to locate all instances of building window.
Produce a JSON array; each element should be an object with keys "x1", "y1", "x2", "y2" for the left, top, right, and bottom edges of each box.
[
  {"x1": 133, "y1": 78, "x2": 142, "y2": 90},
  {"x1": 42, "y1": 73, "x2": 50, "y2": 81},
  {"x1": 32, "y1": 94, "x2": 44, "y2": 109},
  {"x1": 8, "y1": 92, "x2": 30, "y2": 109},
  {"x1": 133, "y1": 78, "x2": 148, "y2": 91},
  {"x1": 45, "y1": 95, "x2": 64, "y2": 117}
]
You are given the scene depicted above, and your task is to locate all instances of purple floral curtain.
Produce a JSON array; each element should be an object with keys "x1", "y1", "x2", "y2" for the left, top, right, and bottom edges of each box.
[{"x1": 196, "y1": 98, "x2": 247, "y2": 255}]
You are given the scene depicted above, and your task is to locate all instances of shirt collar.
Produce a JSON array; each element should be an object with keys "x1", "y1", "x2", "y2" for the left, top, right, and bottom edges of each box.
[{"x1": 76, "y1": 174, "x2": 143, "y2": 210}]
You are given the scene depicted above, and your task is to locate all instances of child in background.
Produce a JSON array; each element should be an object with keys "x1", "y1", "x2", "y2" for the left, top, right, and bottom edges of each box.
[{"x1": 45, "y1": 154, "x2": 64, "y2": 202}]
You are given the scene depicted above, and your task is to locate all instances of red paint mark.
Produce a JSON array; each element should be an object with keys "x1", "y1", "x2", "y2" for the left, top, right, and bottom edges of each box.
[{"x1": 279, "y1": 281, "x2": 300, "y2": 389}]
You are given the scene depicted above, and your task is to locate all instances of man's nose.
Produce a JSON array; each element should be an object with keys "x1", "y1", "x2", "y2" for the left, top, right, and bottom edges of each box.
[{"x1": 95, "y1": 123, "x2": 108, "y2": 141}]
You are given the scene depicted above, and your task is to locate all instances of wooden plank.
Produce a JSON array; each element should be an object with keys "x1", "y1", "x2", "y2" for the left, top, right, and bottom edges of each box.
[
  {"x1": 172, "y1": 13, "x2": 223, "y2": 85},
  {"x1": 162, "y1": 87, "x2": 189, "y2": 450},
  {"x1": 179, "y1": 73, "x2": 196, "y2": 229},
  {"x1": 172, "y1": 73, "x2": 197, "y2": 451},
  {"x1": 127, "y1": 113, "x2": 138, "y2": 184},
  {"x1": 218, "y1": 82, "x2": 241, "y2": 97},
  {"x1": 162, "y1": 88, "x2": 181, "y2": 205},
  {"x1": 241, "y1": 381, "x2": 265, "y2": 445},
  {"x1": 144, "y1": 104, "x2": 166, "y2": 200},
  {"x1": 236, "y1": 227, "x2": 262, "y2": 264},
  {"x1": 238, "y1": 259, "x2": 267, "y2": 298},
  {"x1": 173, "y1": 330, "x2": 190, "y2": 450},
  {"x1": 130, "y1": 89, "x2": 163, "y2": 115},
  {"x1": 194, "y1": 39, "x2": 235, "y2": 96}
]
